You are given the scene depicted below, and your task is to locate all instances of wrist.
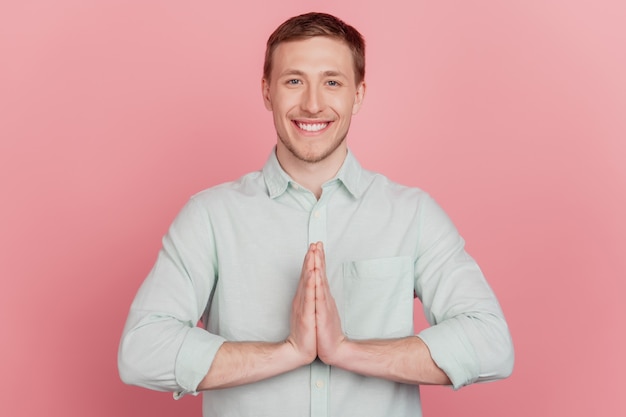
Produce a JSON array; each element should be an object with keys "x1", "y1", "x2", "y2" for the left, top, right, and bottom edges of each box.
[
  {"x1": 319, "y1": 336, "x2": 351, "y2": 367},
  {"x1": 282, "y1": 338, "x2": 316, "y2": 367}
]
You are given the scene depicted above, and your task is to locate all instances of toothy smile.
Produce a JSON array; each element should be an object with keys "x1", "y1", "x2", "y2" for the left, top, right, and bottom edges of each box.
[{"x1": 295, "y1": 121, "x2": 329, "y2": 132}]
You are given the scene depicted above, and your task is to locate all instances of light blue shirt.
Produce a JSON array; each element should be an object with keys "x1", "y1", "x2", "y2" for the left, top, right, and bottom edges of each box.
[{"x1": 119, "y1": 149, "x2": 514, "y2": 417}]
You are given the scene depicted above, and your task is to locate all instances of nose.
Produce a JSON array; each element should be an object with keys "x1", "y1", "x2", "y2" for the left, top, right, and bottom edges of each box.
[{"x1": 301, "y1": 85, "x2": 324, "y2": 115}]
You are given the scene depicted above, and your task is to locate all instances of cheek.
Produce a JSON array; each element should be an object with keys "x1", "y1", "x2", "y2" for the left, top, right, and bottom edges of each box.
[
  {"x1": 273, "y1": 94, "x2": 300, "y2": 116},
  {"x1": 330, "y1": 94, "x2": 357, "y2": 115}
]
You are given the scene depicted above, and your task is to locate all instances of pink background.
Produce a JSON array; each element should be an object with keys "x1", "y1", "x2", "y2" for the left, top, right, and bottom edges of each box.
[{"x1": 1, "y1": 1, "x2": 624, "y2": 416}]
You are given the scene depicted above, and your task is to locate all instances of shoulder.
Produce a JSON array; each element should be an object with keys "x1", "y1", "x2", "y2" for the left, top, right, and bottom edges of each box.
[
  {"x1": 189, "y1": 170, "x2": 266, "y2": 206},
  {"x1": 360, "y1": 168, "x2": 455, "y2": 228},
  {"x1": 362, "y1": 168, "x2": 432, "y2": 205},
  {"x1": 166, "y1": 170, "x2": 266, "y2": 226}
]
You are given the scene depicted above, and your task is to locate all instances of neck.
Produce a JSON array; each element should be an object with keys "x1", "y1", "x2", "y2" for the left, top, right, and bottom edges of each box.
[{"x1": 276, "y1": 146, "x2": 347, "y2": 199}]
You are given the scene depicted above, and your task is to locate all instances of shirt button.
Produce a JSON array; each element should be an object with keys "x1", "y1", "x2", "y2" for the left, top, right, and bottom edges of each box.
[
  {"x1": 314, "y1": 211, "x2": 320, "y2": 218},
  {"x1": 315, "y1": 380, "x2": 325, "y2": 388},
  {"x1": 293, "y1": 184, "x2": 299, "y2": 190}
]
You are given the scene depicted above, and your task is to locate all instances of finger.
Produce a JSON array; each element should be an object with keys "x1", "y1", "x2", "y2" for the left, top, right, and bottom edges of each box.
[
  {"x1": 317, "y1": 242, "x2": 326, "y2": 275},
  {"x1": 292, "y1": 272, "x2": 315, "y2": 315},
  {"x1": 314, "y1": 263, "x2": 330, "y2": 306},
  {"x1": 294, "y1": 246, "x2": 316, "y2": 310},
  {"x1": 298, "y1": 246, "x2": 315, "y2": 287},
  {"x1": 310, "y1": 242, "x2": 320, "y2": 271},
  {"x1": 312, "y1": 246, "x2": 328, "y2": 292},
  {"x1": 303, "y1": 244, "x2": 316, "y2": 273},
  {"x1": 303, "y1": 247, "x2": 318, "y2": 312}
]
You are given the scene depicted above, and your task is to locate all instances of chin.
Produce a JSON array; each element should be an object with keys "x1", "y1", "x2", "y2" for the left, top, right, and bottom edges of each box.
[{"x1": 278, "y1": 130, "x2": 347, "y2": 163}]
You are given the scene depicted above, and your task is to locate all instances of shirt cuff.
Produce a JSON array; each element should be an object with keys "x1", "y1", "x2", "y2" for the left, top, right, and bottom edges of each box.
[
  {"x1": 417, "y1": 320, "x2": 480, "y2": 390},
  {"x1": 174, "y1": 327, "x2": 226, "y2": 397}
]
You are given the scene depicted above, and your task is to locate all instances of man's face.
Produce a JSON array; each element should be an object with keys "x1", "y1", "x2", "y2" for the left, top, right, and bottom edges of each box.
[{"x1": 262, "y1": 36, "x2": 365, "y2": 165}]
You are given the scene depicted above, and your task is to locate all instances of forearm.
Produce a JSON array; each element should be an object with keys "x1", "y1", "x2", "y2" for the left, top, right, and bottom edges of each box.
[
  {"x1": 326, "y1": 336, "x2": 451, "y2": 386},
  {"x1": 197, "y1": 340, "x2": 310, "y2": 390}
]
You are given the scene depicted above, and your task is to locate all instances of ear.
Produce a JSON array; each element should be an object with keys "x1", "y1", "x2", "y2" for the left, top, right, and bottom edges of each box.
[
  {"x1": 352, "y1": 81, "x2": 366, "y2": 115},
  {"x1": 262, "y1": 78, "x2": 272, "y2": 111}
]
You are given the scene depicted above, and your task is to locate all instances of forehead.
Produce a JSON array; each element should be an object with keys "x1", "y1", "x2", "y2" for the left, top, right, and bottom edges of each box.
[{"x1": 271, "y1": 36, "x2": 355, "y2": 78}]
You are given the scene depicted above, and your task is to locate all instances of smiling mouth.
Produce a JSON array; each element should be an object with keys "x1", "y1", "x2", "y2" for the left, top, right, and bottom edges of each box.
[{"x1": 294, "y1": 121, "x2": 330, "y2": 132}]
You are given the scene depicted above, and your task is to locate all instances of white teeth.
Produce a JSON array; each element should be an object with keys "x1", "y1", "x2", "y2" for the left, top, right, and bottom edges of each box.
[{"x1": 297, "y1": 122, "x2": 328, "y2": 132}]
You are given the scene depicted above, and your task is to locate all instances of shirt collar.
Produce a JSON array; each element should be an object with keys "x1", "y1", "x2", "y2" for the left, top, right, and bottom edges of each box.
[{"x1": 262, "y1": 148, "x2": 364, "y2": 199}]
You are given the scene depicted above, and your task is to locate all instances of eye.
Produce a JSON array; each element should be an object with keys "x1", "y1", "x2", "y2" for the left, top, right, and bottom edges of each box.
[
  {"x1": 287, "y1": 79, "x2": 302, "y2": 85},
  {"x1": 327, "y1": 80, "x2": 340, "y2": 87}
]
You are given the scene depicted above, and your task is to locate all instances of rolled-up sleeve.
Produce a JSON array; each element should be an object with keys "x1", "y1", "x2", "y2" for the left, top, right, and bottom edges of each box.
[
  {"x1": 118, "y1": 197, "x2": 226, "y2": 395},
  {"x1": 414, "y1": 195, "x2": 514, "y2": 389}
]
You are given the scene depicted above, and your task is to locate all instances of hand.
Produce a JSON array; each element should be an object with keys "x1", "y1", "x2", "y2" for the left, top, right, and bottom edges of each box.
[
  {"x1": 285, "y1": 244, "x2": 318, "y2": 365},
  {"x1": 312, "y1": 242, "x2": 347, "y2": 365}
]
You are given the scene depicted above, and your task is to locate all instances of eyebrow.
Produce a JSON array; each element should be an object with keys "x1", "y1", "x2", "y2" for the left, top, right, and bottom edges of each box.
[
  {"x1": 321, "y1": 70, "x2": 348, "y2": 78},
  {"x1": 278, "y1": 69, "x2": 349, "y2": 79},
  {"x1": 279, "y1": 69, "x2": 306, "y2": 78}
]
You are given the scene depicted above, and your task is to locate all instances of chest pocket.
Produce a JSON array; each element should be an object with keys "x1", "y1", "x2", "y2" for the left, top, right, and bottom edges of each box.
[{"x1": 342, "y1": 256, "x2": 415, "y2": 339}]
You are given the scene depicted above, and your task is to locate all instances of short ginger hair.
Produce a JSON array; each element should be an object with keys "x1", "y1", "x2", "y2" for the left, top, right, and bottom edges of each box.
[{"x1": 263, "y1": 12, "x2": 366, "y2": 85}]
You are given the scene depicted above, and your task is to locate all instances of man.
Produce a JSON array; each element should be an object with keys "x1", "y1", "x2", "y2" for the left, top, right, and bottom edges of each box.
[{"x1": 119, "y1": 12, "x2": 514, "y2": 416}]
